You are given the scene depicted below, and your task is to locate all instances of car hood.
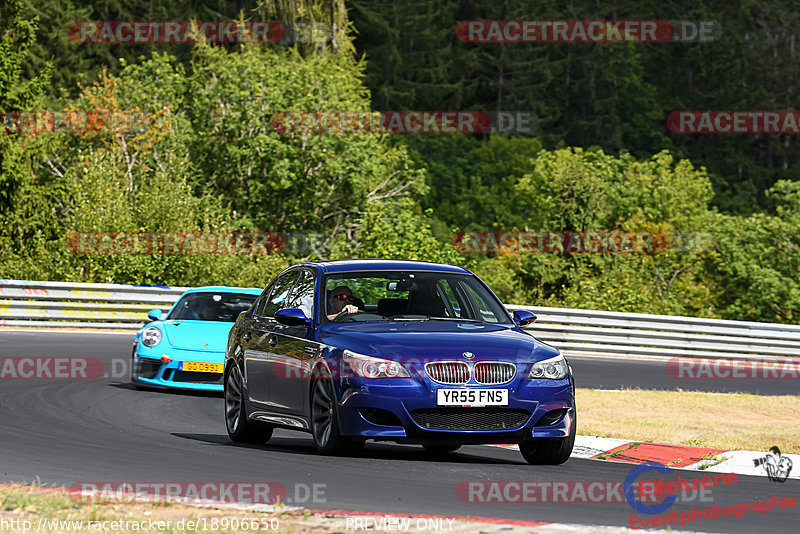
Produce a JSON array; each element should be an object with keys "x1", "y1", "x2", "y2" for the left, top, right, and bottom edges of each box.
[
  {"x1": 161, "y1": 320, "x2": 234, "y2": 351},
  {"x1": 319, "y1": 321, "x2": 558, "y2": 363}
]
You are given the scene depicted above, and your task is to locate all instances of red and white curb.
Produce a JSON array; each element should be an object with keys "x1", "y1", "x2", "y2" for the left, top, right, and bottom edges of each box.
[{"x1": 494, "y1": 436, "x2": 799, "y2": 479}]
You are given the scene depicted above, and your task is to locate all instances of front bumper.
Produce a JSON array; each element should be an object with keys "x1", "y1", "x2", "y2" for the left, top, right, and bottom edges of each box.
[
  {"x1": 335, "y1": 371, "x2": 575, "y2": 444},
  {"x1": 132, "y1": 344, "x2": 224, "y2": 391}
]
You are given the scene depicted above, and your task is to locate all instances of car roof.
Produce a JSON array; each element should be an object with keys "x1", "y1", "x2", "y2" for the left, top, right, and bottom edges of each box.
[
  {"x1": 180, "y1": 286, "x2": 264, "y2": 296},
  {"x1": 295, "y1": 259, "x2": 471, "y2": 275}
]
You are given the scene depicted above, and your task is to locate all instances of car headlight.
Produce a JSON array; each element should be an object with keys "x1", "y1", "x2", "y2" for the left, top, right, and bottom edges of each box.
[
  {"x1": 343, "y1": 350, "x2": 410, "y2": 379},
  {"x1": 528, "y1": 352, "x2": 568, "y2": 380},
  {"x1": 142, "y1": 326, "x2": 162, "y2": 347}
]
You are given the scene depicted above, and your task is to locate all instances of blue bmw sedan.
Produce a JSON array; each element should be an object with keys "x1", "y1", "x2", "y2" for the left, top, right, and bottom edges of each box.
[{"x1": 224, "y1": 260, "x2": 576, "y2": 464}]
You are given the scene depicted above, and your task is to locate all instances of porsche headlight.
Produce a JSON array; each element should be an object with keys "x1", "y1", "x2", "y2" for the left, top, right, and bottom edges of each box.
[
  {"x1": 142, "y1": 326, "x2": 162, "y2": 347},
  {"x1": 343, "y1": 350, "x2": 410, "y2": 379},
  {"x1": 529, "y1": 352, "x2": 568, "y2": 380}
]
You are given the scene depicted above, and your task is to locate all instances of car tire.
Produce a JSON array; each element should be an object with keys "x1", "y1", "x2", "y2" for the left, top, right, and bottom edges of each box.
[
  {"x1": 422, "y1": 444, "x2": 461, "y2": 454},
  {"x1": 519, "y1": 412, "x2": 576, "y2": 465},
  {"x1": 225, "y1": 363, "x2": 273, "y2": 444},
  {"x1": 310, "y1": 372, "x2": 352, "y2": 455}
]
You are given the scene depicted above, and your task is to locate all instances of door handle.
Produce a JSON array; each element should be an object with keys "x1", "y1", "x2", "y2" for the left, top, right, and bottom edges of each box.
[
  {"x1": 269, "y1": 336, "x2": 278, "y2": 346},
  {"x1": 243, "y1": 332, "x2": 252, "y2": 341}
]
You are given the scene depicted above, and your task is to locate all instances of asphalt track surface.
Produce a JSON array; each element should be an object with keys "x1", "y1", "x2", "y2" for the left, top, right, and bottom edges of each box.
[{"x1": 0, "y1": 330, "x2": 798, "y2": 533}]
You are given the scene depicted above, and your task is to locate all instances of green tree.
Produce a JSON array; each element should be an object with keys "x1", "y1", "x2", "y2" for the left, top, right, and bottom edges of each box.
[
  {"x1": 707, "y1": 180, "x2": 800, "y2": 322},
  {"x1": 470, "y1": 148, "x2": 719, "y2": 316},
  {"x1": 187, "y1": 43, "x2": 429, "y2": 256},
  {"x1": 0, "y1": 0, "x2": 63, "y2": 278}
]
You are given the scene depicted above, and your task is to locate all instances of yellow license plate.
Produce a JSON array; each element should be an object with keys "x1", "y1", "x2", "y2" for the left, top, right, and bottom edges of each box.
[{"x1": 180, "y1": 361, "x2": 223, "y2": 373}]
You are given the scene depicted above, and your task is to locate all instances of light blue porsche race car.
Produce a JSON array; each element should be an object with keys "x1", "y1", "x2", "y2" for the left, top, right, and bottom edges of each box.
[{"x1": 131, "y1": 286, "x2": 263, "y2": 391}]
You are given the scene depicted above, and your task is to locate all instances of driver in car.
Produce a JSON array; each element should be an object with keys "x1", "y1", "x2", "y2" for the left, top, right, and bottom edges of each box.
[
  {"x1": 193, "y1": 299, "x2": 220, "y2": 321},
  {"x1": 327, "y1": 285, "x2": 363, "y2": 320}
]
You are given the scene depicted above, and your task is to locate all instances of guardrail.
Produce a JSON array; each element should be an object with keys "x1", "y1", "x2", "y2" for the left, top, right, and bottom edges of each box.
[
  {"x1": 0, "y1": 280, "x2": 187, "y2": 329},
  {"x1": 1, "y1": 280, "x2": 798, "y2": 362},
  {"x1": 510, "y1": 304, "x2": 800, "y2": 363}
]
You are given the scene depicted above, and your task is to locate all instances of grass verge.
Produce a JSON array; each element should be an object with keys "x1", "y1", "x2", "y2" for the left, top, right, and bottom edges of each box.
[{"x1": 576, "y1": 388, "x2": 800, "y2": 454}]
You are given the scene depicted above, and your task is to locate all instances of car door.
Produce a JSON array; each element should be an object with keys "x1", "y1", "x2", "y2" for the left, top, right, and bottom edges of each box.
[
  {"x1": 243, "y1": 270, "x2": 299, "y2": 405},
  {"x1": 268, "y1": 269, "x2": 319, "y2": 415}
]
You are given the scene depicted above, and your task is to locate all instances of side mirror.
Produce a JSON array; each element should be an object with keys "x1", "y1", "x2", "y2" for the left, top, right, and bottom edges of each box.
[
  {"x1": 513, "y1": 309, "x2": 536, "y2": 327},
  {"x1": 147, "y1": 309, "x2": 162, "y2": 322},
  {"x1": 274, "y1": 308, "x2": 311, "y2": 326}
]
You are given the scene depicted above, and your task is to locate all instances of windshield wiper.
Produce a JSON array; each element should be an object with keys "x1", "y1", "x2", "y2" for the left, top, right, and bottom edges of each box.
[
  {"x1": 390, "y1": 315, "x2": 482, "y2": 322},
  {"x1": 391, "y1": 315, "x2": 430, "y2": 321}
]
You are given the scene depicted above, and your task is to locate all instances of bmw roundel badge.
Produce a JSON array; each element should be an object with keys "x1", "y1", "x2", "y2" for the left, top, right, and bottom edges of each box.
[{"x1": 462, "y1": 351, "x2": 475, "y2": 359}]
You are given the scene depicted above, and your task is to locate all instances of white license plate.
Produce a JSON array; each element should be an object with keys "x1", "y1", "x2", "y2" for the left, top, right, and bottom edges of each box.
[{"x1": 436, "y1": 389, "x2": 508, "y2": 406}]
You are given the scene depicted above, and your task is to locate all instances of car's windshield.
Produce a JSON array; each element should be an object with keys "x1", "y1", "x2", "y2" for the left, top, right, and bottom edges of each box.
[
  {"x1": 324, "y1": 271, "x2": 511, "y2": 324},
  {"x1": 167, "y1": 292, "x2": 257, "y2": 322}
]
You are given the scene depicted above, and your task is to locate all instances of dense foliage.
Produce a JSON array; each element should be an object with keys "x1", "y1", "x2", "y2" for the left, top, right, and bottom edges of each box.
[{"x1": 2, "y1": 0, "x2": 800, "y2": 323}]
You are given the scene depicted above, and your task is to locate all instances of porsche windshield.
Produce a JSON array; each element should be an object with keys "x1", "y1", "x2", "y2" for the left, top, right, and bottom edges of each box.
[
  {"x1": 168, "y1": 292, "x2": 257, "y2": 322},
  {"x1": 324, "y1": 271, "x2": 511, "y2": 323}
]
